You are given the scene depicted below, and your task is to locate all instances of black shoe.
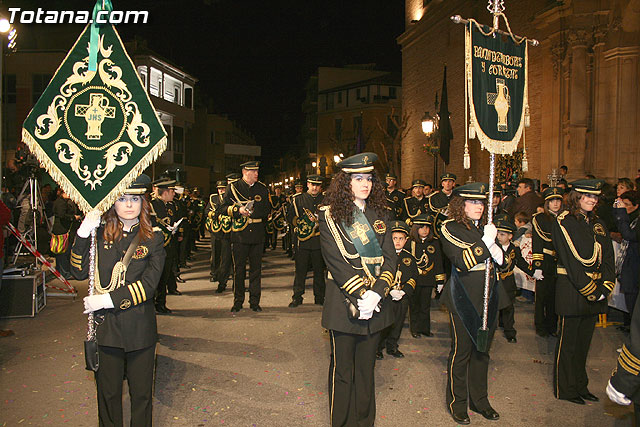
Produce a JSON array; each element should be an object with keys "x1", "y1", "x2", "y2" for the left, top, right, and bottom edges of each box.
[
  {"x1": 230, "y1": 305, "x2": 242, "y2": 313},
  {"x1": 387, "y1": 349, "x2": 405, "y2": 358},
  {"x1": 421, "y1": 332, "x2": 433, "y2": 337},
  {"x1": 314, "y1": 298, "x2": 324, "y2": 305},
  {"x1": 376, "y1": 351, "x2": 384, "y2": 360},
  {"x1": 168, "y1": 290, "x2": 182, "y2": 295},
  {"x1": 450, "y1": 410, "x2": 470, "y2": 425},
  {"x1": 536, "y1": 330, "x2": 548, "y2": 337},
  {"x1": 175, "y1": 276, "x2": 186, "y2": 284},
  {"x1": 411, "y1": 332, "x2": 421, "y2": 339},
  {"x1": 251, "y1": 305, "x2": 263, "y2": 312},
  {"x1": 580, "y1": 392, "x2": 599, "y2": 402},
  {"x1": 506, "y1": 337, "x2": 517, "y2": 343},
  {"x1": 470, "y1": 405, "x2": 500, "y2": 420},
  {"x1": 155, "y1": 305, "x2": 172, "y2": 314},
  {"x1": 288, "y1": 300, "x2": 302, "y2": 308},
  {"x1": 216, "y1": 285, "x2": 226, "y2": 294},
  {"x1": 560, "y1": 396, "x2": 585, "y2": 405}
]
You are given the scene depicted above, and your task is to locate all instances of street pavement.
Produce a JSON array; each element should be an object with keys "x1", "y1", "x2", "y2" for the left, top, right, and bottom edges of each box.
[{"x1": 0, "y1": 235, "x2": 636, "y2": 426}]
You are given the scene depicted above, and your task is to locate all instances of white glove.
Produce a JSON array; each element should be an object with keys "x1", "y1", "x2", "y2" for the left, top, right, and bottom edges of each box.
[
  {"x1": 606, "y1": 380, "x2": 631, "y2": 406},
  {"x1": 481, "y1": 223, "x2": 497, "y2": 248},
  {"x1": 390, "y1": 289, "x2": 405, "y2": 301},
  {"x1": 83, "y1": 294, "x2": 114, "y2": 314},
  {"x1": 77, "y1": 210, "x2": 102, "y2": 238},
  {"x1": 597, "y1": 294, "x2": 606, "y2": 301},
  {"x1": 358, "y1": 310, "x2": 373, "y2": 320},
  {"x1": 437, "y1": 284, "x2": 444, "y2": 293},
  {"x1": 533, "y1": 269, "x2": 544, "y2": 280},
  {"x1": 489, "y1": 243, "x2": 504, "y2": 265},
  {"x1": 357, "y1": 290, "x2": 382, "y2": 315}
]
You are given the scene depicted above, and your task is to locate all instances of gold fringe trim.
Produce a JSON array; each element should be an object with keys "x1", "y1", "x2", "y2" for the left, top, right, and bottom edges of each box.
[{"x1": 23, "y1": 128, "x2": 167, "y2": 214}]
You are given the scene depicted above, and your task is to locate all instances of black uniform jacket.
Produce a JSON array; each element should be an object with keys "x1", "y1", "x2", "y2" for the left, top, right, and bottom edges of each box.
[
  {"x1": 386, "y1": 189, "x2": 404, "y2": 220},
  {"x1": 287, "y1": 192, "x2": 323, "y2": 251},
  {"x1": 410, "y1": 238, "x2": 446, "y2": 287},
  {"x1": 151, "y1": 197, "x2": 179, "y2": 247},
  {"x1": 402, "y1": 196, "x2": 428, "y2": 222},
  {"x1": 439, "y1": 218, "x2": 509, "y2": 314},
  {"x1": 499, "y1": 243, "x2": 533, "y2": 299},
  {"x1": 531, "y1": 212, "x2": 558, "y2": 274},
  {"x1": 71, "y1": 225, "x2": 166, "y2": 352},
  {"x1": 552, "y1": 211, "x2": 615, "y2": 316},
  {"x1": 611, "y1": 299, "x2": 640, "y2": 403},
  {"x1": 220, "y1": 179, "x2": 271, "y2": 245},
  {"x1": 395, "y1": 248, "x2": 417, "y2": 298},
  {"x1": 319, "y1": 204, "x2": 396, "y2": 335}
]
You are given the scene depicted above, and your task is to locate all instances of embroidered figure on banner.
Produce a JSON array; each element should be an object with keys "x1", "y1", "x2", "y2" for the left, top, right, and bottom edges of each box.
[{"x1": 486, "y1": 78, "x2": 510, "y2": 132}]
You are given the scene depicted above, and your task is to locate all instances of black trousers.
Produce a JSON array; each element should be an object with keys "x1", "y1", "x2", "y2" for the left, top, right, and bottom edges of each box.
[
  {"x1": 232, "y1": 242, "x2": 263, "y2": 306},
  {"x1": 379, "y1": 296, "x2": 410, "y2": 352},
  {"x1": 95, "y1": 344, "x2": 155, "y2": 427},
  {"x1": 446, "y1": 312, "x2": 495, "y2": 414},
  {"x1": 554, "y1": 314, "x2": 597, "y2": 399},
  {"x1": 409, "y1": 286, "x2": 433, "y2": 334},
  {"x1": 499, "y1": 303, "x2": 516, "y2": 339},
  {"x1": 292, "y1": 248, "x2": 326, "y2": 302},
  {"x1": 210, "y1": 236, "x2": 221, "y2": 276},
  {"x1": 328, "y1": 330, "x2": 380, "y2": 427},
  {"x1": 155, "y1": 245, "x2": 176, "y2": 306},
  {"x1": 179, "y1": 226, "x2": 191, "y2": 264},
  {"x1": 216, "y1": 238, "x2": 233, "y2": 286},
  {"x1": 624, "y1": 292, "x2": 639, "y2": 326},
  {"x1": 535, "y1": 275, "x2": 558, "y2": 334}
]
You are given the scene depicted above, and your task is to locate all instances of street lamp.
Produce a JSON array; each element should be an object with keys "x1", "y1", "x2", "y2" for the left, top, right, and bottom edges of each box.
[
  {"x1": 333, "y1": 154, "x2": 341, "y2": 163},
  {"x1": 421, "y1": 108, "x2": 440, "y2": 185},
  {"x1": 311, "y1": 161, "x2": 317, "y2": 168},
  {"x1": 421, "y1": 111, "x2": 435, "y2": 135},
  {"x1": 0, "y1": 17, "x2": 17, "y2": 190}
]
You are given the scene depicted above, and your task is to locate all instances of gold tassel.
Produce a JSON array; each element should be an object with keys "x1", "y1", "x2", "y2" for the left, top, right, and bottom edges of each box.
[
  {"x1": 464, "y1": 140, "x2": 471, "y2": 170},
  {"x1": 469, "y1": 119, "x2": 476, "y2": 139},
  {"x1": 522, "y1": 148, "x2": 529, "y2": 172},
  {"x1": 524, "y1": 104, "x2": 530, "y2": 128}
]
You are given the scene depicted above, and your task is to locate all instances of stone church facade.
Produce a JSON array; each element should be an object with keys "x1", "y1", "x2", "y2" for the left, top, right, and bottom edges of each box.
[{"x1": 399, "y1": 0, "x2": 640, "y2": 187}]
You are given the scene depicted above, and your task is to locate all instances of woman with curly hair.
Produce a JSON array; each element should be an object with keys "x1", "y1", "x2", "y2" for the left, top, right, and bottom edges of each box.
[
  {"x1": 72, "y1": 174, "x2": 166, "y2": 426},
  {"x1": 439, "y1": 183, "x2": 506, "y2": 424},
  {"x1": 319, "y1": 152, "x2": 396, "y2": 427},
  {"x1": 552, "y1": 179, "x2": 615, "y2": 405}
]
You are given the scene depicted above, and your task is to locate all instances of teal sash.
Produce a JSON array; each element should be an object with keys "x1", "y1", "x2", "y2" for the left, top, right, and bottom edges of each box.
[{"x1": 342, "y1": 208, "x2": 384, "y2": 279}]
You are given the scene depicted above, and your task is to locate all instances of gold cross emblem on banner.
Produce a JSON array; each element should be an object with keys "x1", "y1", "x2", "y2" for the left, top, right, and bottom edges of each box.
[
  {"x1": 74, "y1": 93, "x2": 116, "y2": 140},
  {"x1": 486, "y1": 78, "x2": 510, "y2": 132},
  {"x1": 350, "y1": 222, "x2": 370, "y2": 245}
]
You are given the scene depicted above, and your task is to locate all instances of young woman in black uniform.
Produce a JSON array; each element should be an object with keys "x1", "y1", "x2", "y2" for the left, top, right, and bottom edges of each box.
[
  {"x1": 530, "y1": 187, "x2": 564, "y2": 337},
  {"x1": 319, "y1": 152, "x2": 395, "y2": 427},
  {"x1": 552, "y1": 179, "x2": 615, "y2": 404},
  {"x1": 439, "y1": 183, "x2": 506, "y2": 424},
  {"x1": 73, "y1": 175, "x2": 166, "y2": 426}
]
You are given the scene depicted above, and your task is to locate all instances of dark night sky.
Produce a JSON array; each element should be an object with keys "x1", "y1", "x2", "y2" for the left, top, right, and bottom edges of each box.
[{"x1": 14, "y1": 0, "x2": 405, "y2": 168}]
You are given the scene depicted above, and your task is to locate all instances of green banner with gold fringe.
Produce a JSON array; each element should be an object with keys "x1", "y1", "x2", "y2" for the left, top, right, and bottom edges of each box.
[
  {"x1": 22, "y1": 6, "x2": 166, "y2": 214},
  {"x1": 466, "y1": 19, "x2": 528, "y2": 155}
]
